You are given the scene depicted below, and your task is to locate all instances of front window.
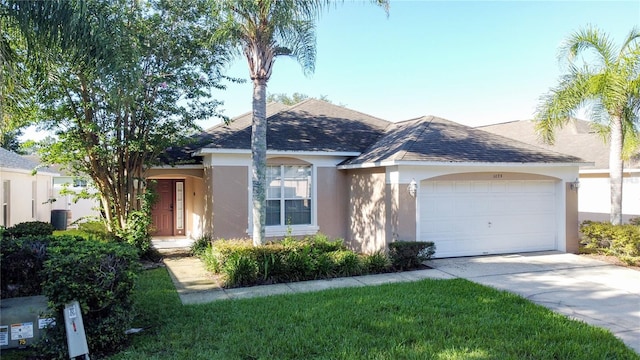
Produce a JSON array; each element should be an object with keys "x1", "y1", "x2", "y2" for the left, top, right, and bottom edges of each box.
[{"x1": 266, "y1": 165, "x2": 312, "y2": 226}]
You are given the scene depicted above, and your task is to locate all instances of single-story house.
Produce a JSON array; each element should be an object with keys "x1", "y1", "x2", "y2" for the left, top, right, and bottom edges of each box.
[
  {"x1": 0, "y1": 148, "x2": 58, "y2": 227},
  {"x1": 147, "y1": 99, "x2": 588, "y2": 257},
  {"x1": 479, "y1": 119, "x2": 640, "y2": 223}
]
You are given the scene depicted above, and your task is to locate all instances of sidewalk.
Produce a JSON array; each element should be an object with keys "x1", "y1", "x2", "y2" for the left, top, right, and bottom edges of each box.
[{"x1": 161, "y1": 254, "x2": 455, "y2": 305}]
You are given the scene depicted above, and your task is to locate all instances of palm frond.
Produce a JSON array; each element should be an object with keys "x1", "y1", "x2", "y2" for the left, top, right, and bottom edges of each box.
[
  {"x1": 590, "y1": 121, "x2": 610, "y2": 145},
  {"x1": 534, "y1": 70, "x2": 593, "y2": 144},
  {"x1": 619, "y1": 26, "x2": 640, "y2": 57},
  {"x1": 276, "y1": 19, "x2": 317, "y2": 75},
  {"x1": 560, "y1": 25, "x2": 616, "y2": 69}
]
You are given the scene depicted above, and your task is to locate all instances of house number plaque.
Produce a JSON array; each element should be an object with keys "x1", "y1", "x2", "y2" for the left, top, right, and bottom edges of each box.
[{"x1": 493, "y1": 174, "x2": 503, "y2": 179}]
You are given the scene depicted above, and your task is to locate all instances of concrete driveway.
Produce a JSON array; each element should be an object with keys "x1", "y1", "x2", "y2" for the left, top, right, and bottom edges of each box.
[{"x1": 426, "y1": 251, "x2": 640, "y2": 353}]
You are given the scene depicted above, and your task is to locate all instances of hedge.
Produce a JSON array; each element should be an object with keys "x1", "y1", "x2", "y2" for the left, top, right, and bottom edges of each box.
[
  {"x1": 37, "y1": 236, "x2": 139, "y2": 358},
  {"x1": 201, "y1": 235, "x2": 436, "y2": 288},
  {"x1": 580, "y1": 221, "x2": 640, "y2": 265}
]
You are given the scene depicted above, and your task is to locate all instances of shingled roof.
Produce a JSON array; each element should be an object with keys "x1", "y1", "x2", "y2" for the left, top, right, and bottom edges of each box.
[
  {"x1": 162, "y1": 102, "x2": 289, "y2": 164},
  {"x1": 165, "y1": 99, "x2": 390, "y2": 163},
  {"x1": 342, "y1": 116, "x2": 586, "y2": 166},
  {"x1": 200, "y1": 98, "x2": 389, "y2": 152},
  {"x1": 164, "y1": 100, "x2": 588, "y2": 167},
  {"x1": 478, "y1": 119, "x2": 639, "y2": 170},
  {"x1": 0, "y1": 147, "x2": 57, "y2": 174}
]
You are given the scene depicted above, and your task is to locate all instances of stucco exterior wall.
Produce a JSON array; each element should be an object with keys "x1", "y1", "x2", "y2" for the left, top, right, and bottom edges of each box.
[
  {"x1": 386, "y1": 182, "x2": 417, "y2": 243},
  {"x1": 565, "y1": 182, "x2": 579, "y2": 253},
  {"x1": 211, "y1": 166, "x2": 249, "y2": 239},
  {"x1": 578, "y1": 172, "x2": 640, "y2": 223},
  {"x1": 185, "y1": 176, "x2": 206, "y2": 238},
  {"x1": 316, "y1": 167, "x2": 348, "y2": 240},
  {"x1": 0, "y1": 170, "x2": 54, "y2": 227},
  {"x1": 203, "y1": 167, "x2": 213, "y2": 235},
  {"x1": 346, "y1": 168, "x2": 387, "y2": 254}
]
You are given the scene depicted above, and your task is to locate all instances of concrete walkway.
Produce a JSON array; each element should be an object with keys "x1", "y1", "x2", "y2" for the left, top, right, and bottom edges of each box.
[{"x1": 156, "y1": 244, "x2": 640, "y2": 353}]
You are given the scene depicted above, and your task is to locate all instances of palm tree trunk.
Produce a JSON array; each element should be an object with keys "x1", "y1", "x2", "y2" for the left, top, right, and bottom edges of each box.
[
  {"x1": 251, "y1": 78, "x2": 267, "y2": 246},
  {"x1": 609, "y1": 115, "x2": 624, "y2": 225}
]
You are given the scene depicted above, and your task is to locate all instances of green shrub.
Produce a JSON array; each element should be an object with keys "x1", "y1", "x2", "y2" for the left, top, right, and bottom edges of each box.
[
  {"x1": 191, "y1": 233, "x2": 214, "y2": 257},
  {"x1": 363, "y1": 250, "x2": 392, "y2": 274},
  {"x1": 205, "y1": 239, "x2": 254, "y2": 273},
  {"x1": 330, "y1": 250, "x2": 363, "y2": 276},
  {"x1": 53, "y1": 221, "x2": 113, "y2": 241},
  {"x1": 580, "y1": 221, "x2": 640, "y2": 265},
  {"x1": 388, "y1": 241, "x2": 436, "y2": 270},
  {"x1": 208, "y1": 236, "x2": 399, "y2": 287},
  {"x1": 314, "y1": 252, "x2": 336, "y2": 278},
  {"x1": 223, "y1": 253, "x2": 259, "y2": 287},
  {"x1": 0, "y1": 235, "x2": 52, "y2": 298},
  {"x1": 306, "y1": 233, "x2": 346, "y2": 252},
  {"x1": 38, "y1": 237, "x2": 139, "y2": 358},
  {"x1": 255, "y1": 244, "x2": 288, "y2": 282},
  {"x1": 6, "y1": 221, "x2": 55, "y2": 238}
]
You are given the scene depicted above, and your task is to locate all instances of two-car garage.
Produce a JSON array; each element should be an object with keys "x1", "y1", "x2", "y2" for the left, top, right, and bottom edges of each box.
[{"x1": 419, "y1": 178, "x2": 560, "y2": 258}]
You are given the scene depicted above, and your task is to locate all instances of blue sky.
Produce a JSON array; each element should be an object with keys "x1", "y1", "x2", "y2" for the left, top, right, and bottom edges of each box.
[
  {"x1": 206, "y1": 0, "x2": 640, "y2": 129},
  {"x1": 20, "y1": 0, "x2": 640, "y2": 141}
]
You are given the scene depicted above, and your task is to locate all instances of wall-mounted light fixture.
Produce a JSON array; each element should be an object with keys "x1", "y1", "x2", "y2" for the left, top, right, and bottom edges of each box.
[
  {"x1": 408, "y1": 178, "x2": 417, "y2": 198},
  {"x1": 569, "y1": 178, "x2": 580, "y2": 191}
]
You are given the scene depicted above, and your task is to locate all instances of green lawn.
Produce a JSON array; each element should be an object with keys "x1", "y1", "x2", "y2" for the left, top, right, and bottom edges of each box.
[{"x1": 109, "y1": 268, "x2": 638, "y2": 360}]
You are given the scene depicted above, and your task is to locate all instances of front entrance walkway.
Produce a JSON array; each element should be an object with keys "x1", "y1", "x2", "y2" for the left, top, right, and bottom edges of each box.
[{"x1": 152, "y1": 236, "x2": 194, "y2": 249}]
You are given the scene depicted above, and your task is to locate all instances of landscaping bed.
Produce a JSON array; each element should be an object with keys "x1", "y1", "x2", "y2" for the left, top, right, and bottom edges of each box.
[{"x1": 192, "y1": 234, "x2": 435, "y2": 288}]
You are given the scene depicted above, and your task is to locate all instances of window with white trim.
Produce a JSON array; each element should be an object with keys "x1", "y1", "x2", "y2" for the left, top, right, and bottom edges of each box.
[
  {"x1": 32, "y1": 181, "x2": 37, "y2": 218},
  {"x1": 2, "y1": 180, "x2": 10, "y2": 227},
  {"x1": 266, "y1": 165, "x2": 312, "y2": 226}
]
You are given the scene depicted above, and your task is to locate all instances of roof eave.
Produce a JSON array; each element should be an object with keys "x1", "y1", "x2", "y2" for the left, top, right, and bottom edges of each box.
[
  {"x1": 337, "y1": 160, "x2": 594, "y2": 170},
  {"x1": 193, "y1": 148, "x2": 361, "y2": 157},
  {"x1": 0, "y1": 166, "x2": 60, "y2": 176},
  {"x1": 148, "y1": 164, "x2": 205, "y2": 170}
]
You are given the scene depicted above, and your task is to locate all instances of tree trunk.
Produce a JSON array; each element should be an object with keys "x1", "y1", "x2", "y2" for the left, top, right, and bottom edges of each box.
[
  {"x1": 609, "y1": 115, "x2": 624, "y2": 225},
  {"x1": 251, "y1": 78, "x2": 267, "y2": 246}
]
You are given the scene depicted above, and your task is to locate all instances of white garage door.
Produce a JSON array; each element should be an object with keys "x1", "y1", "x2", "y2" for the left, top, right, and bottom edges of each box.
[{"x1": 420, "y1": 180, "x2": 557, "y2": 258}]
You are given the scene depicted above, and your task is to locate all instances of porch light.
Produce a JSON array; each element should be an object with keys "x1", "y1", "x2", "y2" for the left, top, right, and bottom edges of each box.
[
  {"x1": 569, "y1": 178, "x2": 580, "y2": 191},
  {"x1": 408, "y1": 179, "x2": 417, "y2": 198}
]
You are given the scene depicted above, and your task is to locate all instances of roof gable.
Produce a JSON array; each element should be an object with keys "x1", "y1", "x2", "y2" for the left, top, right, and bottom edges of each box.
[
  {"x1": 345, "y1": 116, "x2": 586, "y2": 166},
  {"x1": 166, "y1": 99, "x2": 390, "y2": 163}
]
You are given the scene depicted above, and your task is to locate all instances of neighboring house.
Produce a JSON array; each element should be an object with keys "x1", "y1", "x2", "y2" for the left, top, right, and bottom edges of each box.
[
  {"x1": 0, "y1": 148, "x2": 58, "y2": 227},
  {"x1": 148, "y1": 99, "x2": 587, "y2": 258},
  {"x1": 479, "y1": 119, "x2": 640, "y2": 223},
  {"x1": 49, "y1": 167, "x2": 101, "y2": 225}
]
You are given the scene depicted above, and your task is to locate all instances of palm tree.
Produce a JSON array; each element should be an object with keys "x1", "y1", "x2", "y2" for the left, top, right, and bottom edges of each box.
[
  {"x1": 215, "y1": 0, "x2": 388, "y2": 246},
  {"x1": 535, "y1": 26, "x2": 640, "y2": 225}
]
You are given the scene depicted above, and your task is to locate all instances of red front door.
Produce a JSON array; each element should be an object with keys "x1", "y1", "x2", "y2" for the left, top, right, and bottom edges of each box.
[{"x1": 151, "y1": 180, "x2": 174, "y2": 236}]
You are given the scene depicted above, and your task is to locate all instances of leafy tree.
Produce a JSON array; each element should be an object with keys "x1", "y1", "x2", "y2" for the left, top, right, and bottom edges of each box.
[
  {"x1": 215, "y1": 0, "x2": 388, "y2": 246},
  {"x1": 4, "y1": 0, "x2": 229, "y2": 243},
  {"x1": 267, "y1": 92, "x2": 331, "y2": 105},
  {"x1": 536, "y1": 26, "x2": 640, "y2": 225},
  {"x1": 267, "y1": 92, "x2": 310, "y2": 105},
  {"x1": 0, "y1": 16, "x2": 38, "y2": 151}
]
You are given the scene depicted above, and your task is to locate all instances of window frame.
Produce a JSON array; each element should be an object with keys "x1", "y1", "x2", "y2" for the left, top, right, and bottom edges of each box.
[{"x1": 251, "y1": 163, "x2": 318, "y2": 237}]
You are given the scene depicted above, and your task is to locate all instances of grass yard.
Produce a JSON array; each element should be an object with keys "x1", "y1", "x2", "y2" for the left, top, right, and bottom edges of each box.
[{"x1": 108, "y1": 268, "x2": 639, "y2": 360}]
